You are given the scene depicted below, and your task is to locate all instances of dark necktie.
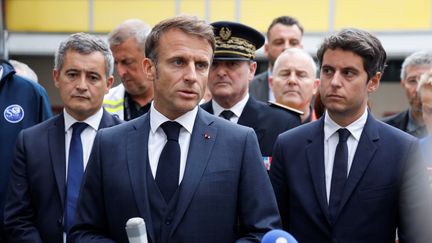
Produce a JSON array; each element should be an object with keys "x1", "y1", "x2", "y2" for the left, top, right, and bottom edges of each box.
[
  {"x1": 65, "y1": 122, "x2": 88, "y2": 233},
  {"x1": 220, "y1": 110, "x2": 234, "y2": 121},
  {"x1": 328, "y1": 128, "x2": 350, "y2": 223},
  {"x1": 156, "y1": 121, "x2": 181, "y2": 203}
]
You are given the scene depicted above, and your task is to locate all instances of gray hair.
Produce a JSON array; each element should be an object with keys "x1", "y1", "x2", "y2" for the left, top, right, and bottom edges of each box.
[
  {"x1": 54, "y1": 32, "x2": 114, "y2": 77},
  {"x1": 108, "y1": 19, "x2": 151, "y2": 54},
  {"x1": 274, "y1": 48, "x2": 317, "y2": 77},
  {"x1": 400, "y1": 50, "x2": 432, "y2": 80}
]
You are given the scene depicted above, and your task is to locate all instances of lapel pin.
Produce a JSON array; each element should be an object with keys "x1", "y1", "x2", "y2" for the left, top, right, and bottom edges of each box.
[{"x1": 204, "y1": 133, "x2": 211, "y2": 139}]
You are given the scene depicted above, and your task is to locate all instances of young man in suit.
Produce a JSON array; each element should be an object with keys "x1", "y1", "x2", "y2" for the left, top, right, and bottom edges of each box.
[
  {"x1": 70, "y1": 16, "x2": 281, "y2": 243},
  {"x1": 202, "y1": 21, "x2": 301, "y2": 161},
  {"x1": 249, "y1": 16, "x2": 303, "y2": 103},
  {"x1": 270, "y1": 28, "x2": 432, "y2": 242},
  {"x1": 4, "y1": 33, "x2": 122, "y2": 243}
]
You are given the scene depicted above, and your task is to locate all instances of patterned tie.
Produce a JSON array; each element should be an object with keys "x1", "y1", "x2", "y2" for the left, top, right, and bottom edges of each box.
[
  {"x1": 329, "y1": 128, "x2": 350, "y2": 223},
  {"x1": 65, "y1": 122, "x2": 88, "y2": 233},
  {"x1": 155, "y1": 121, "x2": 181, "y2": 203},
  {"x1": 220, "y1": 110, "x2": 234, "y2": 121}
]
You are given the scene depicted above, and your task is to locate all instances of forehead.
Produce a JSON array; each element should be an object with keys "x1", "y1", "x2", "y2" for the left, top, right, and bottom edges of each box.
[
  {"x1": 277, "y1": 52, "x2": 313, "y2": 70},
  {"x1": 405, "y1": 65, "x2": 432, "y2": 78},
  {"x1": 321, "y1": 48, "x2": 364, "y2": 70},
  {"x1": 158, "y1": 28, "x2": 213, "y2": 60},
  {"x1": 62, "y1": 50, "x2": 106, "y2": 72},
  {"x1": 268, "y1": 23, "x2": 302, "y2": 39}
]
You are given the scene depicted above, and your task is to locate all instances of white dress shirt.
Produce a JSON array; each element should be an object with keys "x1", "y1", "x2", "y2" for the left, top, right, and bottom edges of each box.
[
  {"x1": 64, "y1": 108, "x2": 103, "y2": 178},
  {"x1": 212, "y1": 93, "x2": 249, "y2": 123},
  {"x1": 323, "y1": 108, "x2": 368, "y2": 202},
  {"x1": 148, "y1": 103, "x2": 197, "y2": 184},
  {"x1": 63, "y1": 108, "x2": 103, "y2": 242}
]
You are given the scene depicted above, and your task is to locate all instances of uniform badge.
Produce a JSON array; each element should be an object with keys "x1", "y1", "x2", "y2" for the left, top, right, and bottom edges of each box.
[
  {"x1": 219, "y1": 27, "x2": 231, "y2": 41},
  {"x1": 4, "y1": 104, "x2": 24, "y2": 123}
]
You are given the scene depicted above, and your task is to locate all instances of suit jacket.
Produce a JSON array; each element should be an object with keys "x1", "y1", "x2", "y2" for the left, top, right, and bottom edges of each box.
[
  {"x1": 4, "y1": 110, "x2": 122, "y2": 243},
  {"x1": 201, "y1": 97, "x2": 300, "y2": 157},
  {"x1": 270, "y1": 114, "x2": 432, "y2": 243},
  {"x1": 249, "y1": 71, "x2": 269, "y2": 103},
  {"x1": 382, "y1": 109, "x2": 427, "y2": 138},
  {"x1": 69, "y1": 108, "x2": 281, "y2": 243}
]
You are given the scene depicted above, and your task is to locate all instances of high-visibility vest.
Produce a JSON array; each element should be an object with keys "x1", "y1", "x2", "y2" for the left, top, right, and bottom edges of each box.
[{"x1": 103, "y1": 84, "x2": 125, "y2": 120}]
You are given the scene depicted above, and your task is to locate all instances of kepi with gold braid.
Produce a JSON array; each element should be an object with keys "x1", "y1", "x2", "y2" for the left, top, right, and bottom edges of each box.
[{"x1": 211, "y1": 21, "x2": 264, "y2": 61}]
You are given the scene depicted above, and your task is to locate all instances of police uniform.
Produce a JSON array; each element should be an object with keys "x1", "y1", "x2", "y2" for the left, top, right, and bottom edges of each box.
[
  {"x1": 201, "y1": 21, "x2": 301, "y2": 169},
  {"x1": 0, "y1": 60, "x2": 52, "y2": 242}
]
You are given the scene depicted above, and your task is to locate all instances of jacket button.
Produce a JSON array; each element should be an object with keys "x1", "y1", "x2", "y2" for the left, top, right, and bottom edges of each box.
[
  {"x1": 165, "y1": 220, "x2": 171, "y2": 225},
  {"x1": 57, "y1": 218, "x2": 63, "y2": 226}
]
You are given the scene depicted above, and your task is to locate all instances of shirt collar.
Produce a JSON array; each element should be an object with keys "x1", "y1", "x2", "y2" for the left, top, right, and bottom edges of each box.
[
  {"x1": 324, "y1": 108, "x2": 368, "y2": 141},
  {"x1": 211, "y1": 93, "x2": 249, "y2": 118},
  {"x1": 64, "y1": 108, "x2": 104, "y2": 132},
  {"x1": 150, "y1": 103, "x2": 198, "y2": 135}
]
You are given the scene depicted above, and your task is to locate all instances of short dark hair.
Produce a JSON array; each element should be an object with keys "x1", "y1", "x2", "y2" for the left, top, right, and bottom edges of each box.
[
  {"x1": 317, "y1": 28, "x2": 387, "y2": 80},
  {"x1": 145, "y1": 15, "x2": 215, "y2": 64},
  {"x1": 267, "y1": 16, "x2": 304, "y2": 39}
]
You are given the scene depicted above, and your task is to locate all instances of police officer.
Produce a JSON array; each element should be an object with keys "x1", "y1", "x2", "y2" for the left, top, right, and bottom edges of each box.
[{"x1": 201, "y1": 21, "x2": 301, "y2": 168}]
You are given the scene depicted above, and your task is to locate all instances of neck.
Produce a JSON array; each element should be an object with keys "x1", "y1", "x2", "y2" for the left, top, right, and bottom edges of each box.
[
  {"x1": 300, "y1": 106, "x2": 310, "y2": 122},
  {"x1": 129, "y1": 92, "x2": 153, "y2": 107}
]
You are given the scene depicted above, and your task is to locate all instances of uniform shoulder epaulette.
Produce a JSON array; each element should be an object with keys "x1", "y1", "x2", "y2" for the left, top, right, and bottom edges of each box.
[{"x1": 268, "y1": 101, "x2": 304, "y2": 116}]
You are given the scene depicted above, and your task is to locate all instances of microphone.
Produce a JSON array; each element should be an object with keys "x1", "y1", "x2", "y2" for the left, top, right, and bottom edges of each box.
[
  {"x1": 125, "y1": 217, "x2": 148, "y2": 243},
  {"x1": 262, "y1": 229, "x2": 298, "y2": 243}
]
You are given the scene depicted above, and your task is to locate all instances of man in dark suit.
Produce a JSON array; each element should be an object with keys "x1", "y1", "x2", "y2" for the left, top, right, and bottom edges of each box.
[
  {"x1": 270, "y1": 28, "x2": 432, "y2": 242},
  {"x1": 249, "y1": 16, "x2": 303, "y2": 103},
  {"x1": 4, "y1": 33, "x2": 122, "y2": 243},
  {"x1": 202, "y1": 21, "x2": 301, "y2": 163},
  {"x1": 69, "y1": 16, "x2": 281, "y2": 243},
  {"x1": 382, "y1": 51, "x2": 432, "y2": 138}
]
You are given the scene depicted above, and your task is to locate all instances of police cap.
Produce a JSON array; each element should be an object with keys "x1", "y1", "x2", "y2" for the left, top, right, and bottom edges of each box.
[{"x1": 211, "y1": 21, "x2": 264, "y2": 61}]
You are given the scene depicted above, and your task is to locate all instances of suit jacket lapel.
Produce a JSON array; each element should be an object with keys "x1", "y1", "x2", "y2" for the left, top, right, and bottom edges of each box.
[
  {"x1": 169, "y1": 109, "x2": 217, "y2": 236},
  {"x1": 48, "y1": 115, "x2": 67, "y2": 208},
  {"x1": 126, "y1": 115, "x2": 155, "y2": 242},
  {"x1": 238, "y1": 97, "x2": 264, "y2": 142},
  {"x1": 338, "y1": 114, "x2": 379, "y2": 217},
  {"x1": 98, "y1": 110, "x2": 119, "y2": 129},
  {"x1": 305, "y1": 118, "x2": 330, "y2": 222}
]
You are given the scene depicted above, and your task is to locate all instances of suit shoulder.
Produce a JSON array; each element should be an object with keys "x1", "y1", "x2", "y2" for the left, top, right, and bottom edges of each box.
[
  {"x1": 381, "y1": 110, "x2": 408, "y2": 126},
  {"x1": 376, "y1": 119, "x2": 417, "y2": 142},
  {"x1": 268, "y1": 101, "x2": 303, "y2": 117}
]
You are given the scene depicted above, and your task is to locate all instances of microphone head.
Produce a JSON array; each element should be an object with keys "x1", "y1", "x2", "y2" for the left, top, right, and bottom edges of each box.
[
  {"x1": 126, "y1": 217, "x2": 145, "y2": 228},
  {"x1": 262, "y1": 229, "x2": 298, "y2": 243}
]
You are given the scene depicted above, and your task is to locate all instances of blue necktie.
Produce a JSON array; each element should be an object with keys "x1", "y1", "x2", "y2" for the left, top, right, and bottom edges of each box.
[
  {"x1": 65, "y1": 122, "x2": 88, "y2": 233},
  {"x1": 329, "y1": 128, "x2": 350, "y2": 223},
  {"x1": 220, "y1": 110, "x2": 234, "y2": 121},
  {"x1": 155, "y1": 121, "x2": 181, "y2": 203}
]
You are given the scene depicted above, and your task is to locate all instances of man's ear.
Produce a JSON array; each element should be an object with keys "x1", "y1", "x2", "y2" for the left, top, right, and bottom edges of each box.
[
  {"x1": 367, "y1": 72, "x2": 381, "y2": 93},
  {"x1": 53, "y1": 69, "x2": 60, "y2": 88},
  {"x1": 143, "y1": 58, "x2": 155, "y2": 81}
]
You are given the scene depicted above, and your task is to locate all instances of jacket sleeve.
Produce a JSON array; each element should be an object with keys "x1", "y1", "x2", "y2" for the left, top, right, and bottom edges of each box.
[
  {"x1": 236, "y1": 129, "x2": 282, "y2": 242},
  {"x1": 4, "y1": 131, "x2": 44, "y2": 243}
]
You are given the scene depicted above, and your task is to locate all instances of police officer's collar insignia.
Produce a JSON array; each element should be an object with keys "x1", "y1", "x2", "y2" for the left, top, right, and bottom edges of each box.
[
  {"x1": 4, "y1": 104, "x2": 25, "y2": 123},
  {"x1": 219, "y1": 27, "x2": 231, "y2": 41}
]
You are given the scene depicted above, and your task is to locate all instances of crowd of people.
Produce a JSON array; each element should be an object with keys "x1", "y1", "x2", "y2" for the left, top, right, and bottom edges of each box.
[{"x1": 0, "y1": 14, "x2": 431, "y2": 243}]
